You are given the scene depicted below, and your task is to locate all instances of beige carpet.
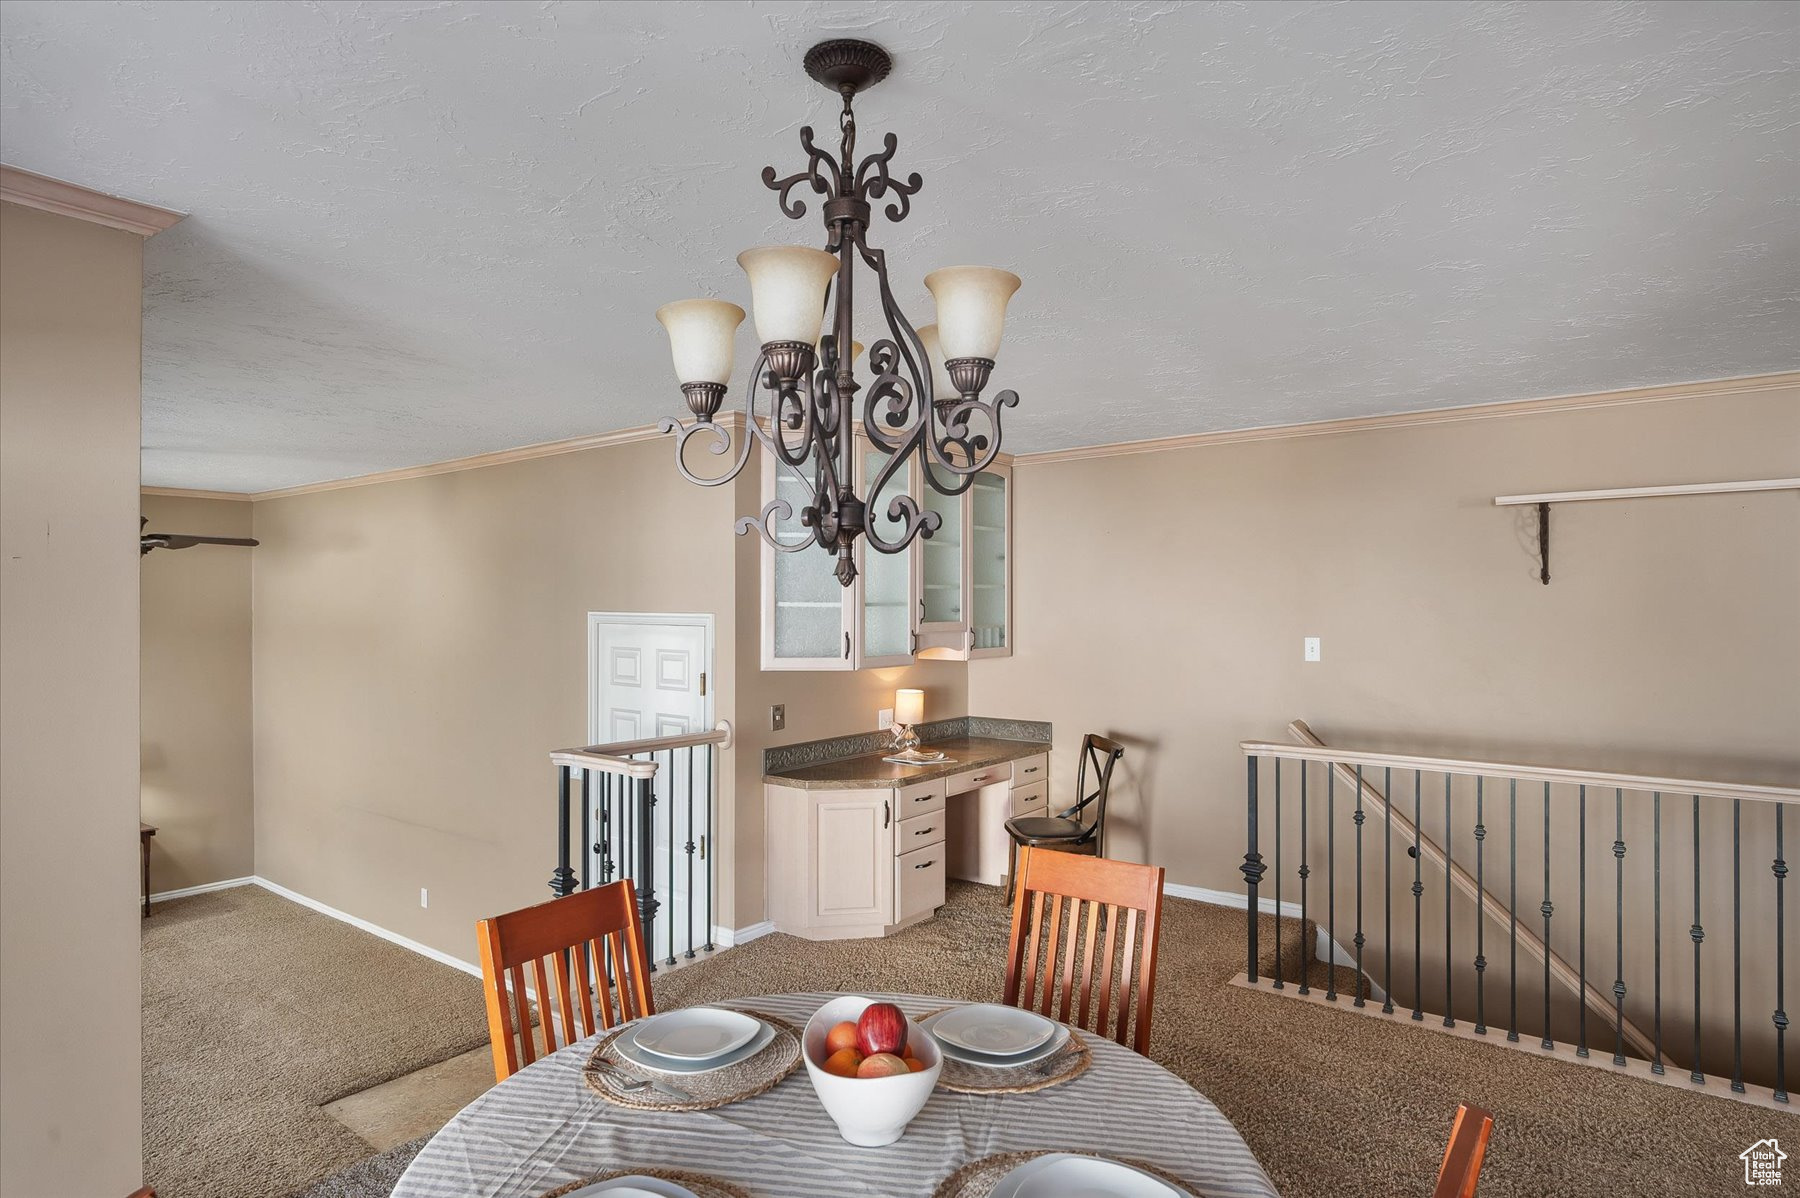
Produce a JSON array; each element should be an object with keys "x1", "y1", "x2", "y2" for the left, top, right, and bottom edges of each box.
[
  {"x1": 142, "y1": 886, "x2": 490, "y2": 1198},
  {"x1": 653, "y1": 881, "x2": 1798, "y2": 1198}
]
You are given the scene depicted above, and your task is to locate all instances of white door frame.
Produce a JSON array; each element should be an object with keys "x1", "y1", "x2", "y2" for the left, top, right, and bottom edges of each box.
[{"x1": 586, "y1": 611, "x2": 715, "y2": 746}]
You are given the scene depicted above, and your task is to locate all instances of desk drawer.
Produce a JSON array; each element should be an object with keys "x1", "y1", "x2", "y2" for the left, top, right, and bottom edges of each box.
[
  {"x1": 946, "y1": 761, "x2": 1011, "y2": 795},
  {"x1": 1012, "y1": 754, "x2": 1048, "y2": 787},
  {"x1": 895, "y1": 843, "x2": 946, "y2": 923},
  {"x1": 895, "y1": 809, "x2": 946, "y2": 855},
  {"x1": 895, "y1": 777, "x2": 946, "y2": 819},
  {"x1": 1010, "y1": 780, "x2": 1048, "y2": 817}
]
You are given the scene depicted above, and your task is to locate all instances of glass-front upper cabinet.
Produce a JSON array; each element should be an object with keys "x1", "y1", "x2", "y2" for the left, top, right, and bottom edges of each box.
[
  {"x1": 914, "y1": 460, "x2": 1011, "y2": 660},
  {"x1": 856, "y1": 443, "x2": 916, "y2": 668},
  {"x1": 762, "y1": 453, "x2": 854, "y2": 670},
  {"x1": 968, "y1": 466, "x2": 1010, "y2": 657}
]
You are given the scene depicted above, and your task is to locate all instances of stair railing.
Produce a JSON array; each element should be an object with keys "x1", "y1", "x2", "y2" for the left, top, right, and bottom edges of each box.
[
  {"x1": 550, "y1": 720, "x2": 732, "y2": 969},
  {"x1": 1238, "y1": 730, "x2": 1798, "y2": 1110}
]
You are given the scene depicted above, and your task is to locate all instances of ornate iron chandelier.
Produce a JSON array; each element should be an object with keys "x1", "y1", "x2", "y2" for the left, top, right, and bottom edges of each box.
[{"x1": 655, "y1": 39, "x2": 1022, "y2": 587}]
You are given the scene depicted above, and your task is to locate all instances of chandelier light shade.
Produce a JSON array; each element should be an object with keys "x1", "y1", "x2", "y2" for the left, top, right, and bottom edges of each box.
[
  {"x1": 737, "y1": 245, "x2": 842, "y2": 347},
  {"x1": 655, "y1": 38, "x2": 1025, "y2": 586},
  {"x1": 923, "y1": 266, "x2": 1022, "y2": 363}
]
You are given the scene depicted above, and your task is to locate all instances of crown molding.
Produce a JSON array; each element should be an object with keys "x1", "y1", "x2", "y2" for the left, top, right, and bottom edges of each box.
[
  {"x1": 141, "y1": 486, "x2": 255, "y2": 503},
  {"x1": 1012, "y1": 371, "x2": 1800, "y2": 467},
  {"x1": 0, "y1": 164, "x2": 184, "y2": 237}
]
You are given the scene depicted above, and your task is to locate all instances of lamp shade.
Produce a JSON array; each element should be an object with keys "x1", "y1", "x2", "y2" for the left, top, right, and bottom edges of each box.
[
  {"x1": 923, "y1": 266, "x2": 1021, "y2": 361},
  {"x1": 818, "y1": 336, "x2": 865, "y2": 365},
  {"x1": 894, "y1": 688, "x2": 925, "y2": 727},
  {"x1": 738, "y1": 246, "x2": 840, "y2": 346},
  {"x1": 655, "y1": 299, "x2": 744, "y2": 386},
  {"x1": 915, "y1": 324, "x2": 958, "y2": 403}
]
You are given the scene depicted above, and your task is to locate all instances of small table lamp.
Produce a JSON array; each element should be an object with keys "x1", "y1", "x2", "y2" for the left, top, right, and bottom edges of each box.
[{"x1": 891, "y1": 688, "x2": 926, "y2": 753}]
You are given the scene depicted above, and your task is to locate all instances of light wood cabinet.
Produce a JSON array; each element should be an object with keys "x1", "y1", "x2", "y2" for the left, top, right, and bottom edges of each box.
[
  {"x1": 766, "y1": 779, "x2": 947, "y2": 940},
  {"x1": 761, "y1": 445, "x2": 1011, "y2": 669}
]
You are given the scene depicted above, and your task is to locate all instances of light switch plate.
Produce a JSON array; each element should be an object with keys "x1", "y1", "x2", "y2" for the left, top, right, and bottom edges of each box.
[
  {"x1": 1304, "y1": 637, "x2": 1321, "y2": 662},
  {"x1": 878, "y1": 707, "x2": 894, "y2": 730},
  {"x1": 771, "y1": 704, "x2": 786, "y2": 731}
]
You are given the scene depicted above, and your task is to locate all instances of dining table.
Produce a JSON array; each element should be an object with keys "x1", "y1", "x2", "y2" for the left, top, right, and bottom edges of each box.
[{"x1": 391, "y1": 991, "x2": 1279, "y2": 1198}]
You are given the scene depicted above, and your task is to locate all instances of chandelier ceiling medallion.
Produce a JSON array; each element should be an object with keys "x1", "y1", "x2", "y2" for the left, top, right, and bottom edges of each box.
[{"x1": 655, "y1": 39, "x2": 1023, "y2": 587}]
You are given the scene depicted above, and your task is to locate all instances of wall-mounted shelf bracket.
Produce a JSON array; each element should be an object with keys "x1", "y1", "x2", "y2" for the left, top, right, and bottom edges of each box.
[{"x1": 1494, "y1": 478, "x2": 1800, "y2": 586}]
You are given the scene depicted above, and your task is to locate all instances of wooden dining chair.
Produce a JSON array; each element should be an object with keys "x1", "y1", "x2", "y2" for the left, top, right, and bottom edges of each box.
[
  {"x1": 1003, "y1": 733, "x2": 1125, "y2": 903},
  {"x1": 1002, "y1": 846, "x2": 1165, "y2": 1055},
  {"x1": 1431, "y1": 1103, "x2": 1495, "y2": 1198},
  {"x1": 475, "y1": 879, "x2": 654, "y2": 1082}
]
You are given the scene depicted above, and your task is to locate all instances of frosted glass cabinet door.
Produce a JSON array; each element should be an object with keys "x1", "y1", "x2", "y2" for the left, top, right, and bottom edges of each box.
[
  {"x1": 969, "y1": 466, "x2": 1010, "y2": 656},
  {"x1": 763, "y1": 460, "x2": 853, "y2": 670},
  {"x1": 858, "y1": 446, "x2": 914, "y2": 666},
  {"x1": 919, "y1": 470, "x2": 964, "y2": 627}
]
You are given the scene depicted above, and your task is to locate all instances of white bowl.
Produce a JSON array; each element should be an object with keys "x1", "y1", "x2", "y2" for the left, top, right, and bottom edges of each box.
[{"x1": 802, "y1": 995, "x2": 942, "y2": 1147}]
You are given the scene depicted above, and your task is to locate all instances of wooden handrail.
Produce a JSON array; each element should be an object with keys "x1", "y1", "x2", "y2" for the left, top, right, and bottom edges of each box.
[
  {"x1": 550, "y1": 721, "x2": 733, "y2": 779},
  {"x1": 1240, "y1": 739, "x2": 1799, "y2": 806},
  {"x1": 1287, "y1": 721, "x2": 1657, "y2": 1062},
  {"x1": 1493, "y1": 477, "x2": 1800, "y2": 506}
]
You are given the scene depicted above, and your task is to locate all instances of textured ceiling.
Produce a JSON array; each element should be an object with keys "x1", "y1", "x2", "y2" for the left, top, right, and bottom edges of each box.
[{"x1": 2, "y1": 1, "x2": 1797, "y2": 492}]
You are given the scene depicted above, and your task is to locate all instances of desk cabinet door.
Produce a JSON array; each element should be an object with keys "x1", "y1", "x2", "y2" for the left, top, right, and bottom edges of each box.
[{"x1": 811, "y1": 793, "x2": 893, "y2": 925}]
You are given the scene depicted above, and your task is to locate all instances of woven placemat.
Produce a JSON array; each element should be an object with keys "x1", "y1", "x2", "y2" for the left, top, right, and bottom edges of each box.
[
  {"x1": 914, "y1": 1008, "x2": 1090, "y2": 1095},
  {"x1": 581, "y1": 1008, "x2": 801, "y2": 1112},
  {"x1": 540, "y1": 1166, "x2": 751, "y2": 1198},
  {"x1": 932, "y1": 1151, "x2": 1194, "y2": 1198}
]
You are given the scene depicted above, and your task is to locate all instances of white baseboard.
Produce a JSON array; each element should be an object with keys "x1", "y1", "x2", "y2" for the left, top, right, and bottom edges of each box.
[
  {"x1": 148, "y1": 875, "x2": 255, "y2": 903},
  {"x1": 1163, "y1": 881, "x2": 1301, "y2": 920},
  {"x1": 250, "y1": 876, "x2": 485, "y2": 980},
  {"x1": 715, "y1": 920, "x2": 774, "y2": 947}
]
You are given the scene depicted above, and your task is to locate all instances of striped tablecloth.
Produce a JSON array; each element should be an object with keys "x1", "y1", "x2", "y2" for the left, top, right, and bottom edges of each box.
[{"x1": 391, "y1": 992, "x2": 1279, "y2": 1198}]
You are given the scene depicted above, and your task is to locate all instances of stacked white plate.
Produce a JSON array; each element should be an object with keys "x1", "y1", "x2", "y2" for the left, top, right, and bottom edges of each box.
[
  {"x1": 920, "y1": 1004, "x2": 1070, "y2": 1068},
  {"x1": 559, "y1": 1177, "x2": 699, "y2": 1198},
  {"x1": 613, "y1": 1007, "x2": 776, "y2": 1075},
  {"x1": 992, "y1": 1154, "x2": 1190, "y2": 1198}
]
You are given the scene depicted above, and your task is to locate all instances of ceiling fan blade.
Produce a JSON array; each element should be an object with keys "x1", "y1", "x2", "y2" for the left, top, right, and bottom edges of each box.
[{"x1": 139, "y1": 533, "x2": 259, "y2": 552}]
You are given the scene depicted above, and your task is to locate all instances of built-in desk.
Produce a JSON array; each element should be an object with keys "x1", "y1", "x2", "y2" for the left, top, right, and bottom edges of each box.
[{"x1": 763, "y1": 736, "x2": 1050, "y2": 940}]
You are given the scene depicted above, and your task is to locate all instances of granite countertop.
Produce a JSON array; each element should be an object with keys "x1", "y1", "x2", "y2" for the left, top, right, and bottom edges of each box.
[{"x1": 762, "y1": 736, "x2": 1046, "y2": 790}]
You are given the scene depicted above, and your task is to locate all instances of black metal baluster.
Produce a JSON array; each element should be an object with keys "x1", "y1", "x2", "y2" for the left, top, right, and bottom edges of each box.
[
  {"x1": 1508, "y1": 778, "x2": 1519, "y2": 1042},
  {"x1": 684, "y1": 745, "x2": 696, "y2": 959},
  {"x1": 551, "y1": 765, "x2": 577, "y2": 897},
  {"x1": 1775, "y1": 804, "x2": 1788, "y2": 1103},
  {"x1": 1298, "y1": 761, "x2": 1310, "y2": 995},
  {"x1": 602, "y1": 772, "x2": 614, "y2": 883},
  {"x1": 1690, "y1": 795, "x2": 1705, "y2": 1083},
  {"x1": 1613, "y1": 788, "x2": 1627, "y2": 1067},
  {"x1": 703, "y1": 744, "x2": 715, "y2": 952},
  {"x1": 1383, "y1": 766, "x2": 1394, "y2": 1015},
  {"x1": 1412, "y1": 770, "x2": 1423, "y2": 1022},
  {"x1": 579, "y1": 770, "x2": 591, "y2": 892},
  {"x1": 1652, "y1": 791, "x2": 1663, "y2": 1074},
  {"x1": 1274, "y1": 760, "x2": 1283, "y2": 989},
  {"x1": 1327, "y1": 765, "x2": 1337, "y2": 1002},
  {"x1": 1475, "y1": 777, "x2": 1487, "y2": 1035},
  {"x1": 1578, "y1": 785, "x2": 1588, "y2": 1057},
  {"x1": 666, "y1": 749, "x2": 676, "y2": 966},
  {"x1": 1732, "y1": 799, "x2": 1743, "y2": 1092},
  {"x1": 1354, "y1": 765, "x2": 1366, "y2": 1007},
  {"x1": 1243, "y1": 756, "x2": 1263, "y2": 983},
  {"x1": 1542, "y1": 781, "x2": 1553, "y2": 1050},
  {"x1": 638, "y1": 768, "x2": 659, "y2": 973},
  {"x1": 1444, "y1": 772, "x2": 1454, "y2": 1028}
]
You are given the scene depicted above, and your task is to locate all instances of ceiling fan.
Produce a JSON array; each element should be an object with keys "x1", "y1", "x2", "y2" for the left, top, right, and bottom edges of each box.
[{"x1": 139, "y1": 516, "x2": 258, "y2": 556}]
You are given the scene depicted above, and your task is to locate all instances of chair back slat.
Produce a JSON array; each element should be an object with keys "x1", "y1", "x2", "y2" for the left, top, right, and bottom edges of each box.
[
  {"x1": 476, "y1": 880, "x2": 654, "y2": 1082},
  {"x1": 1432, "y1": 1103, "x2": 1495, "y2": 1198},
  {"x1": 1003, "y1": 848, "x2": 1166, "y2": 1055}
]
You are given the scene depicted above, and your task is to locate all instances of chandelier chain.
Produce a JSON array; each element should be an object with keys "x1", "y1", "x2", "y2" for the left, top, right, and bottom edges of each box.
[{"x1": 838, "y1": 89, "x2": 856, "y2": 177}]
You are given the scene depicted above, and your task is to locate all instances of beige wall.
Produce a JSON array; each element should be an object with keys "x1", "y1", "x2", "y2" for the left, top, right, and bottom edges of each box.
[
  {"x1": 970, "y1": 385, "x2": 1799, "y2": 1079},
  {"x1": 0, "y1": 202, "x2": 145, "y2": 1194},
  {"x1": 251, "y1": 438, "x2": 742, "y2": 963},
  {"x1": 140, "y1": 494, "x2": 256, "y2": 891}
]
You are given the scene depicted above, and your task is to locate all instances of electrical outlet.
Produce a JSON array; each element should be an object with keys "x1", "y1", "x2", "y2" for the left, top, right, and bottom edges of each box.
[
  {"x1": 771, "y1": 704, "x2": 786, "y2": 732},
  {"x1": 420, "y1": 888, "x2": 429, "y2": 909},
  {"x1": 1304, "y1": 637, "x2": 1321, "y2": 662},
  {"x1": 878, "y1": 707, "x2": 894, "y2": 730}
]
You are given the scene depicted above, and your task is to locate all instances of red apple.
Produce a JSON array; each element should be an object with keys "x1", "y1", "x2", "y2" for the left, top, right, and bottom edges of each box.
[
  {"x1": 855, "y1": 1052, "x2": 911, "y2": 1078},
  {"x1": 855, "y1": 1001, "x2": 909, "y2": 1057}
]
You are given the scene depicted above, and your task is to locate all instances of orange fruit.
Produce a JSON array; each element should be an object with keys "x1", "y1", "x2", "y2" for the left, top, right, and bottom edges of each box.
[
  {"x1": 824, "y1": 1021, "x2": 860, "y2": 1055},
  {"x1": 904, "y1": 1056, "x2": 928, "y2": 1073},
  {"x1": 822, "y1": 1047, "x2": 863, "y2": 1077}
]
